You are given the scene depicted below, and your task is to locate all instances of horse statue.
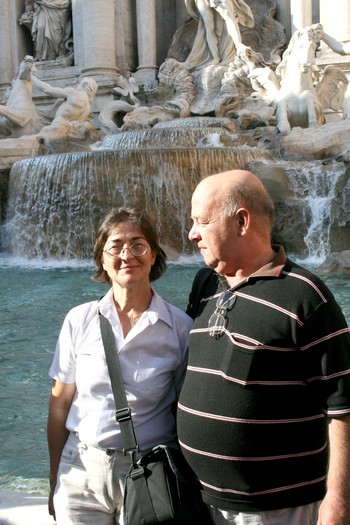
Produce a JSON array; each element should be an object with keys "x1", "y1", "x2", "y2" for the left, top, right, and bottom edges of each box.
[
  {"x1": 0, "y1": 55, "x2": 51, "y2": 138},
  {"x1": 245, "y1": 24, "x2": 349, "y2": 134}
]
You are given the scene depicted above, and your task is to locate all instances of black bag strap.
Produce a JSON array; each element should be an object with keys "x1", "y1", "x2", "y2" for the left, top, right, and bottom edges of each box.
[
  {"x1": 99, "y1": 311, "x2": 159, "y2": 523},
  {"x1": 98, "y1": 311, "x2": 139, "y2": 458}
]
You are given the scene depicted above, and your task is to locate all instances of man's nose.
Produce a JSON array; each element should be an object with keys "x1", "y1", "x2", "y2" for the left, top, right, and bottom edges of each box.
[{"x1": 188, "y1": 224, "x2": 200, "y2": 241}]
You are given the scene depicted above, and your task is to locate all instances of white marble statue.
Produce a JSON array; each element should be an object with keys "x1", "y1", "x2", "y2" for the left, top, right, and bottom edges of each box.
[
  {"x1": 0, "y1": 55, "x2": 50, "y2": 138},
  {"x1": 183, "y1": 0, "x2": 254, "y2": 69},
  {"x1": 99, "y1": 77, "x2": 141, "y2": 134},
  {"x1": 19, "y1": 0, "x2": 73, "y2": 63},
  {"x1": 245, "y1": 24, "x2": 350, "y2": 134},
  {"x1": 99, "y1": 59, "x2": 195, "y2": 132},
  {"x1": 32, "y1": 74, "x2": 98, "y2": 141},
  {"x1": 32, "y1": 76, "x2": 97, "y2": 124}
]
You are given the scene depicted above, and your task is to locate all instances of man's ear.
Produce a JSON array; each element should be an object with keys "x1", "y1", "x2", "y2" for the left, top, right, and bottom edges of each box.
[{"x1": 236, "y1": 208, "x2": 249, "y2": 235}]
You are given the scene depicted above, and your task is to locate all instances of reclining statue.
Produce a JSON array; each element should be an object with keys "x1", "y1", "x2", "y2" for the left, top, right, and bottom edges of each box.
[{"x1": 31, "y1": 74, "x2": 99, "y2": 141}]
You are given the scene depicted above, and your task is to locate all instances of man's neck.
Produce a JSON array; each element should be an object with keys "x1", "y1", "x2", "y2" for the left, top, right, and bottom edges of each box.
[{"x1": 224, "y1": 246, "x2": 277, "y2": 288}]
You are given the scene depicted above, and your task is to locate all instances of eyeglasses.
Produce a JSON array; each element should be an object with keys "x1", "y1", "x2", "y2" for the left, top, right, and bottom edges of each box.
[
  {"x1": 208, "y1": 290, "x2": 236, "y2": 338},
  {"x1": 103, "y1": 242, "x2": 149, "y2": 259}
]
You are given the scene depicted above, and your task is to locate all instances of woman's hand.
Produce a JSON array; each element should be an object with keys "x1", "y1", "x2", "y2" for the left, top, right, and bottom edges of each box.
[{"x1": 48, "y1": 482, "x2": 56, "y2": 521}]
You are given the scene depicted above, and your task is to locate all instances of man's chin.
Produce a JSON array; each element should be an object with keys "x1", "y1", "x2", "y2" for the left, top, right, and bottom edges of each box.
[
  {"x1": 202, "y1": 257, "x2": 221, "y2": 273},
  {"x1": 211, "y1": 261, "x2": 227, "y2": 275}
]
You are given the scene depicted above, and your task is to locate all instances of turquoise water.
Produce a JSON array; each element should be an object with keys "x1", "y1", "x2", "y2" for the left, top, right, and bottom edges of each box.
[{"x1": 0, "y1": 255, "x2": 349, "y2": 495}]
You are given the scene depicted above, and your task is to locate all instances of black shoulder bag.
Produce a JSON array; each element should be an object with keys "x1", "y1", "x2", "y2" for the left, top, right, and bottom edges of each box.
[{"x1": 99, "y1": 312, "x2": 213, "y2": 525}]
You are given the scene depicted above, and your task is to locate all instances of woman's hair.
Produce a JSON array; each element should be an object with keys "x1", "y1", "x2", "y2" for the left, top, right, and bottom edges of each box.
[{"x1": 93, "y1": 207, "x2": 167, "y2": 284}]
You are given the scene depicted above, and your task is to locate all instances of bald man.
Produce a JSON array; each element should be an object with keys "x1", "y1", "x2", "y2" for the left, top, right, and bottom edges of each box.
[{"x1": 177, "y1": 170, "x2": 350, "y2": 525}]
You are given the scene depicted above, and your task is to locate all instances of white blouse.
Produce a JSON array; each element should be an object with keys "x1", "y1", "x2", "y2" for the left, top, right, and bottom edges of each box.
[{"x1": 49, "y1": 288, "x2": 193, "y2": 450}]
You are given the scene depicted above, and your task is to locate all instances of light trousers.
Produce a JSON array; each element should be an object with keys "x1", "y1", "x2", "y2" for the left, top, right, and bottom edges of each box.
[
  {"x1": 208, "y1": 501, "x2": 322, "y2": 525},
  {"x1": 54, "y1": 432, "x2": 131, "y2": 525}
]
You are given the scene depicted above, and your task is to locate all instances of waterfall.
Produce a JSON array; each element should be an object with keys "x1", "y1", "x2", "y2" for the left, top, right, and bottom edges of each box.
[
  {"x1": 3, "y1": 119, "x2": 348, "y2": 262},
  {"x1": 3, "y1": 144, "x2": 273, "y2": 259},
  {"x1": 284, "y1": 161, "x2": 347, "y2": 263},
  {"x1": 99, "y1": 122, "x2": 250, "y2": 151}
]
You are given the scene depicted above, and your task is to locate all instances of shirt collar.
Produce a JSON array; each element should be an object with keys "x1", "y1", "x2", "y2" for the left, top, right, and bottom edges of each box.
[
  {"x1": 249, "y1": 244, "x2": 287, "y2": 279},
  {"x1": 217, "y1": 245, "x2": 287, "y2": 291},
  {"x1": 98, "y1": 287, "x2": 173, "y2": 328},
  {"x1": 98, "y1": 288, "x2": 115, "y2": 316},
  {"x1": 148, "y1": 290, "x2": 173, "y2": 328}
]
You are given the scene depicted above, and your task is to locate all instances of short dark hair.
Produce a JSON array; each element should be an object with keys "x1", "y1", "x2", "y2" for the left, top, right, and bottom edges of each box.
[
  {"x1": 222, "y1": 182, "x2": 275, "y2": 230},
  {"x1": 93, "y1": 207, "x2": 167, "y2": 284}
]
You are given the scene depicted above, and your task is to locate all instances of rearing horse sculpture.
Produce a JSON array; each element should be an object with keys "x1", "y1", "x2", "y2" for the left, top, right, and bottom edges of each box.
[
  {"x1": 246, "y1": 24, "x2": 349, "y2": 134},
  {"x1": 0, "y1": 55, "x2": 50, "y2": 138}
]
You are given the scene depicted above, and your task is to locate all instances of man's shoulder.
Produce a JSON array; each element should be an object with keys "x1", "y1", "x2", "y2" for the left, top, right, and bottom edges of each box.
[
  {"x1": 186, "y1": 267, "x2": 216, "y2": 318},
  {"x1": 282, "y1": 258, "x2": 335, "y2": 301}
]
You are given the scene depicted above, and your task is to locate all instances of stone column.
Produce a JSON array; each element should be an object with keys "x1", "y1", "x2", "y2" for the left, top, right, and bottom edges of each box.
[
  {"x1": 0, "y1": 1, "x2": 13, "y2": 92},
  {"x1": 134, "y1": 0, "x2": 158, "y2": 84},
  {"x1": 115, "y1": 0, "x2": 136, "y2": 76},
  {"x1": 274, "y1": 0, "x2": 292, "y2": 43},
  {"x1": 319, "y1": 0, "x2": 350, "y2": 43},
  {"x1": 73, "y1": 0, "x2": 119, "y2": 80},
  {"x1": 290, "y1": 0, "x2": 312, "y2": 34},
  {"x1": 0, "y1": 0, "x2": 28, "y2": 94}
]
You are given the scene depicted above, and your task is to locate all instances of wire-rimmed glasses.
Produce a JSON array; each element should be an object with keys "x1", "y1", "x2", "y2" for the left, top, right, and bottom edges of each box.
[
  {"x1": 208, "y1": 290, "x2": 236, "y2": 338},
  {"x1": 103, "y1": 242, "x2": 149, "y2": 259}
]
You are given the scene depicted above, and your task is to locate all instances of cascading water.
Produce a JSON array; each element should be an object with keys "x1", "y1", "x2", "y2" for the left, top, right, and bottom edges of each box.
[
  {"x1": 282, "y1": 161, "x2": 347, "y2": 263},
  {"x1": 2, "y1": 118, "x2": 350, "y2": 261},
  {"x1": 3, "y1": 122, "x2": 275, "y2": 260}
]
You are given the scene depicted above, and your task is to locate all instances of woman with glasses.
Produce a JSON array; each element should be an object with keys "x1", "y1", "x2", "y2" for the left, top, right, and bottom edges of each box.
[{"x1": 47, "y1": 207, "x2": 193, "y2": 524}]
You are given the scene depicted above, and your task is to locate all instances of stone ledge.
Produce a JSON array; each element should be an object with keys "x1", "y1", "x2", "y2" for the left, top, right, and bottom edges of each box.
[
  {"x1": 0, "y1": 491, "x2": 55, "y2": 525},
  {"x1": 0, "y1": 136, "x2": 43, "y2": 172}
]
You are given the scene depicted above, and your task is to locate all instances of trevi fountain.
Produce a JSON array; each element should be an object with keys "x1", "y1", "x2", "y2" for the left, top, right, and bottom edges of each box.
[
  {"x1": 1, "y1": 0, "x2": 350, "y2": 518},
  {"x1": 0, "y1": 0, "x2": 350, "y2": 267}
]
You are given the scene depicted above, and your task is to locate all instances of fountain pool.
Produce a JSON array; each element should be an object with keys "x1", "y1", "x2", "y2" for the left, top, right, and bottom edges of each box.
[{"x1": 0, "y1": 256, "x2": 349, "y2": 495}]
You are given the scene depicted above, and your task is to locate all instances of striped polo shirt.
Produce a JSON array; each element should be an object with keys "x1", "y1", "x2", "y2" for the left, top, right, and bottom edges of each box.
[{"x1": 177, "y1": 246, "x2": 350, "y2": 511}]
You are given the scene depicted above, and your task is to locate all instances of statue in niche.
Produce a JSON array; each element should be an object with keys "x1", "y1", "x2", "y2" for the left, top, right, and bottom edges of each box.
[
  {"x1": 243, "y1": 24, "x2": 350, "y2": 134},
  {"x1": 19, "y1": 0, "x2": 73, "y2": 64},
  {"x1": 0, "y1": 55, "x2": 51, "y2": 138},
  {"x1": 31, "y1": 73, "x2": 99, "y2": 142},
  {"x1": 182, "y1": 0, "x2": 254, "y2": 69}
]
